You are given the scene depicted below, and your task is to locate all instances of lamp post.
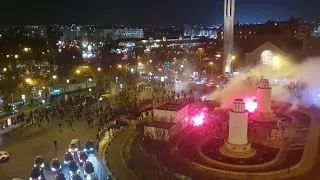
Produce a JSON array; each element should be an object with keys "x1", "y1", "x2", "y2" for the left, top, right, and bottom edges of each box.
[
  {"x1": 230, "y1": 55, "x2": 235, "y2": 75},
  {"x1": 76, "y1": 70, "x2": 80, "y2": 83},
  {"x1": 209, "y1": 62, "x2": 215, "y2": 78},
  {"x1": 52, "y1": 75, "x2": 57, "y2": 86}
]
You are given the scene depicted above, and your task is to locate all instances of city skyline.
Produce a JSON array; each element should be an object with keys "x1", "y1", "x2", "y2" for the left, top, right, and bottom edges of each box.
[{"x1": 1, "y1": 0, "x2": 320, "y2": 25}]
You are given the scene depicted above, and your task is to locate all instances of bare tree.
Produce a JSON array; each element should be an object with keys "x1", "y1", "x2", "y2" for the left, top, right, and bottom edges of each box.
[
  {"x1": 244, "y1": 75, "x2": 264, "y2": 91},
  {"x1": 284, "y1": 81, "x2": 307, "y2": 101}
]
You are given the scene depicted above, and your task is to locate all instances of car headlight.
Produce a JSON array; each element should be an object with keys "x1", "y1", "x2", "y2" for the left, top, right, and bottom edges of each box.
[
  {"x1": 69, "y1": 171, "x2": 73, "y2": 174},
  {"x1": 90, "y1": 148, "x2": 93, "y2": 150},
  {"x1": 51, "y1": 167, "x2": 56, "y2": 171},
  {"x1": 41, "y1": 163, "x2": 45, "y2": 168},
  {"x1": 75, "y1": 148, "x2": 78, "y2": 151},
  {"x1": 84, "y1": 148, "x2": 87, "y2": 151}
]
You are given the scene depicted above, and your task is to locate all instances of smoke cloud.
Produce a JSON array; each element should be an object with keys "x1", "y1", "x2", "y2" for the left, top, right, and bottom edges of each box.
[{"x1": 208, "y1": 57, "x2": 320, "y2": 109}]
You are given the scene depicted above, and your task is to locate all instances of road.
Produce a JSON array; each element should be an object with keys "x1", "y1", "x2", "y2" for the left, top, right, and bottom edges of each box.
[
  {"x1": 0, "y1": 117, "x2": 107, "y2": 180},
  {"x1": 105, "y1": 125, "x2": 137, "y2": 180}
]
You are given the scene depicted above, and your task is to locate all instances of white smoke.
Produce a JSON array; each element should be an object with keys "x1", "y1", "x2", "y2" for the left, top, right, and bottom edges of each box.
[{"x1": 209, "y1": 57, "x2": 320, "y2": 109}]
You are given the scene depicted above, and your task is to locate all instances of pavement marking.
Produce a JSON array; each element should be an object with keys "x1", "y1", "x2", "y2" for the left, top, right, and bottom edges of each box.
[{"x1": 120, "y1": 129, "x2": 139, "y2": 180}]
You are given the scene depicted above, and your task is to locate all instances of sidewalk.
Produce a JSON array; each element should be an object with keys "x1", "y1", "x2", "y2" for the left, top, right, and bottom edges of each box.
[{"x1": 0, "y1": 106, "x2": 40, "y2": 137}]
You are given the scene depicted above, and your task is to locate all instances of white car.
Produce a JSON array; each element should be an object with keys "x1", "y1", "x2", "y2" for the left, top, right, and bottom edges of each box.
[
  {"x1": 0, "y1": 151, "x2": 9, "y2": 162},
  {"x1": 87, "y1": 173, "x2": 98, "y2": 180},
  {"x1": 69, "y1": 139, "x2": 80, "y2": 153}
]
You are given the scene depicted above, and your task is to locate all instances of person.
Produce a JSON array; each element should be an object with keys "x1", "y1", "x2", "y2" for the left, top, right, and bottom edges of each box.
[
  {"x1": 96, "y1": 143, "x2": 99, "y2": 153},
  {"x1": 53, "y1": 139, "x2": 57, "y2": 150},
  {"x1": 58, "y1": 123, "x2": 62, "y2": 132}
]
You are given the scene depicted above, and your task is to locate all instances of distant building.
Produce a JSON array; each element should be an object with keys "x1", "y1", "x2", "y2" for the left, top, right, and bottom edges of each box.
[
  {"x1": 311, "y1": 22, "x2": 320, "y2": 37},
  {"x1": 184, "y1": 25, "x2": 218, "y2": 38},
  {"x1": 243, "y1": 41, "x2": 289, "y2": 66},
  {"x1": 60, "y1": 25, "x2": 88, "y2": 42},
  {"x1": 141, "y1": 102, "x2": 189, "y2": 141},
  {"x1": 24, "y1": 25, "x2": 47, "y2": 39}
]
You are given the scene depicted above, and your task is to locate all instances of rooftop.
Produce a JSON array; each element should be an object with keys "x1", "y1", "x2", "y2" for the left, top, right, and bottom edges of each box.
[{"x1": 156, "y1": 102, "x2": 188, "y2": 111}]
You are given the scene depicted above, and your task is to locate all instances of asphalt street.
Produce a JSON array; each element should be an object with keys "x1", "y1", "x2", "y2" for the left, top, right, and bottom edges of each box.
[{"x1": 0, "y1": 117, "x2": 107, "y2": 180}]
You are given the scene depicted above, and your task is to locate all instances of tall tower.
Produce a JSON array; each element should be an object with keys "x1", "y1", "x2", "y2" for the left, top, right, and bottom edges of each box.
[
  {"x1": 252, "y1": 79, "x2": 279, "y2": 122},
  {"x1": 219, "y1": 99, "x2": 256, "y2": 158},
  {"x1": 223, "y1": 0, "x2": 235, "y2": 75}
]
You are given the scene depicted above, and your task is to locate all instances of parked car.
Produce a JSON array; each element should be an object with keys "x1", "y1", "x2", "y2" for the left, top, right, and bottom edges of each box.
[
  {"x1": 69, "y1": 139, "x2": 80, "y2": 153},
  {"x1": 68, "y1": 160, "x2": 80, "y2": 175},
  {"x1": 51, "y1": 158, "x2": 62, "y2": 172},
  {"x1": 34, "y1": 156, "x2": 45, "y2": 168},
  {"x1": 29, "y1": 166, "x2": 45, "y2": 180},
  {"x1": 83, "y1": 161, "x2": 94, "y2": 176},
  {"x1": 84, "y1": 140, "x2": 95, "y2": 153},
  {"x1": 77, "y1": 151, "x2": 88, "y2": 163},
  {"x1": 86, "y1": 173, "x2": 98, "y2": 180},
  {"x1": 70, "y1": 173, "x2": 82, "y2": 180},
  {"x1": 64, "y1": 152, "x2": 73, "y2": 164},
  {"x1": 55, "y1": 172, "x2": 66, "y2": 180}
]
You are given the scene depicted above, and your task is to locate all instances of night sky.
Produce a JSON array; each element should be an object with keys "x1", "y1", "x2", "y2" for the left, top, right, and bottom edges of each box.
[{"x1": 1, "y1": 0, "x2": 319, "y2": 25}]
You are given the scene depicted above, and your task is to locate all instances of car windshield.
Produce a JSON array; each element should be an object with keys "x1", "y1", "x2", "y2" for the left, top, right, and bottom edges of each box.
[
  {"x1": 70, "y1": 144, "x2": 77, "y2": 148},
  {"x1": 85, "y1": 141, "x2": 94, "y2": 146},
  {"x1": 35, "y1": 157, "x2": 43, "y2": 163}
]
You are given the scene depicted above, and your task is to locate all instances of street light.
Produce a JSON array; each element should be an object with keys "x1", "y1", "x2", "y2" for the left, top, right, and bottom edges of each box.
[
  {"x1": 208, "y1": 62, "x2": 215, "y2": 78},
  {"x1": 23, "y1": 47, "x2": 30, "y2": 52},
  {"x1": 52, "y1": 75, "x2": 57, "y2": 86},
  {"x1": 25, "y1": 78, "x2": 31, "y2": 83},
  {"x1": 66, "y1": 79, "x2": 70, "y2": 83},
  {"x1": 118, "y1": 64, "x2": 122, "y2": 68},
  {"x1": 76, "y1": 69, "x2": 80, "y2": 74},
  {"x1": 97, "y1": 67, "x2": 101, "y2": 71},
  {"x1": 89, "y1": 78, "x2": 92, "y2": 82},
  {"x1": 273, "y1": 56, "x2": 280, "y2": 64},
  {"x1": 138, "y1": 62, "x2": 143, "y2": 66},
  {"x1": 3, "y1": 68, "x2": 7, "y2": 72},
  {"x1": 14, "y1": 54, "x2": 19, "y2": 59}
]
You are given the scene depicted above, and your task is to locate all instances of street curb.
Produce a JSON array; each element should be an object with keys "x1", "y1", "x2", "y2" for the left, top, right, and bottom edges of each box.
[{"x1": 102, "y1": 127, "x2": 126, "y2": 180}]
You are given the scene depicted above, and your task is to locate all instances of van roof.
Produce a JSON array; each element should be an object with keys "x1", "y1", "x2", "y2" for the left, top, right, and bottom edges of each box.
[{"x1": 70, "y1": 139, "x2": 79, "y2": 144}]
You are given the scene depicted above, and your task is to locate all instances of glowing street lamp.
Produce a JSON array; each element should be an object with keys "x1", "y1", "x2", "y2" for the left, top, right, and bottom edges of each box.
[
  {"x1": 138, "y1": 62, "x2": 143, "y2": 66},
  {"x1": 208, "y1": 62, "x2": 215, "y2": 77},
  {"x1": 76, "y1": 69, "x2": 80, "y2": 74},
  {"x1": 97, "y1": 67, "x2": 101, "y2": 71},
  {"x1": 25, "y1": 78, "x2": 31, "y2": 84},
  {"x1": 3, "y1": 68, "x2": 7, "y2": 72},
  {"x1": 89, "y1": 78, "x2": 92, "y2": 82},
  {"x1": 14, "y1": 54, "x2": 19, "y2": 59},
  {"x1": 273, "y1": 56, "x2": 280, "y2": 64},
  {"x1": 118, "y1": 64, "x2": 122, "y2": 68},
  {"x1": 23, "y1": 47, "x2": 30, "y2": 52},
  {"x1": 66, "y1": 79, "x2": 70, "y2": 83},
  {"x1": 52, "y1": 75, "x2": 57, "y2": 86}
]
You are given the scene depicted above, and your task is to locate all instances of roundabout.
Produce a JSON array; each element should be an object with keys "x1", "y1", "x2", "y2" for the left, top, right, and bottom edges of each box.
[{"x1": 132, "y1": 78, "x2": 320, "y2": 180}]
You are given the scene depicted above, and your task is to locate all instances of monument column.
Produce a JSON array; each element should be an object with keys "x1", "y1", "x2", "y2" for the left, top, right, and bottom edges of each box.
[
  {"x1": 223, "y1": 0, "x2": 235, "y2": 76},
  {"x1": 219, "y1": 99, "x2": 256, "y2": 158}
]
